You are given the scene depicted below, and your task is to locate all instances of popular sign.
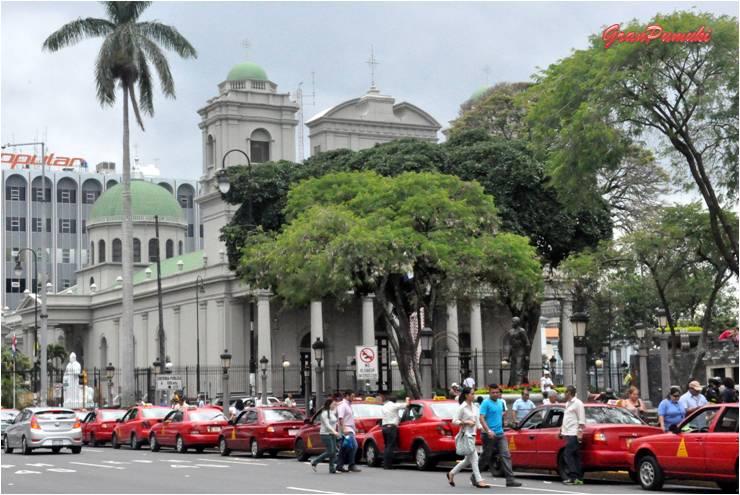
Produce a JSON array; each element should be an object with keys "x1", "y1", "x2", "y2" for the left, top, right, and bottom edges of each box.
[
  {"x1": 155, "y1": 375, "x2": 184, "y2": 391},
  {"x1": 355, "y1": 345, "x2": 378, "y2": 381},
  {"x1": 1, "y1": 152, "x2": 88, "y2": 170}
]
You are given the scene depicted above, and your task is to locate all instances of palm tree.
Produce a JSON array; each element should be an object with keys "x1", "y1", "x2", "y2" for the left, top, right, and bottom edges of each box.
[{"x1": 43, "y1": 2, "x2": 196, "y2": 406}]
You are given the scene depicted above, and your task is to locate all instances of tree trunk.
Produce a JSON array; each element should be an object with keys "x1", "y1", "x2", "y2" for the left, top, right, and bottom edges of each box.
[
  {"x1": 119, "y1": 84, "x2": 135, "y2": 406},
  {"x1": 376, "y1": 291, "x2": 423, "y2": 398}
]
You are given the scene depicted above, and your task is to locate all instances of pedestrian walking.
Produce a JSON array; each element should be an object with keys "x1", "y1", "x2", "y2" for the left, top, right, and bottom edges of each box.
[
  {"x1": 658, "y1": 386, "x2": 685, "y2": 431},
  {"x1": 284, "y1": 394, "x2": 295, "y2": 408},
  {"x1": 335, "y1": 390, "x2": 361, "y2": 473},
  {"x1": 704, "y1": 377, "x2": 721, "y2": 404},
  {"x1": 679, "y1": 381, "x2": 708, "y2": 415},
  {"x1": 721, "y1": 377, "x2": 738, "y2": 403},
  {"x1": 449, "y1": 383, "x2": 461, "y2": 401},
  {"x1": 560, "y1": 385, "x2": 585, "y2": 486},
  {"x1": 511, "y1": 388, "x2": 535, "y2": 424},
  {"x1": 380, "y1": 393, "x2": 410, "y2": 469},
  {"x1": 197, "y1": 394, "x2": 205, "y2": 408},
  {"x1": 541, "y1": 370, "x2": 554, "y2": 393},
  {"x1": 546, "y1": 389, "x2": 559, "y2": 405},
  {"x1": 478, "y1": 384, "x2": 521, "y2": 487},
  {"x1": 463, "y1": 371, "x2": 476, "y2": 390},
  {"x1": 310, "y1": 398, "x2": 341, "y2": 473},
  {"x1": 621, "y1": 386, "x2": 646, "y2": 419},
  {"x1": 446, "y1": 386, "x2": 490, "y2": 488}
]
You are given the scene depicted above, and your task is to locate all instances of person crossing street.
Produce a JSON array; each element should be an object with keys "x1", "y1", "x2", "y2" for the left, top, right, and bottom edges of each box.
[
  {"x1": 335, "y1": 390, "x2": 361, "y2": 473},
  {"x1": 477, "y1": 384, "x2": 521, "y2": 487},
  {"x1": 379, "y1": 393, "x2": 410, "y2": 469}
]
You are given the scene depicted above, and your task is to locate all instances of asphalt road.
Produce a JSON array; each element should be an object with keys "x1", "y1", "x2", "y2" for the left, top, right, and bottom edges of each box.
[{"x1": 0, "y1": 445, "x2": 722, "y2": 494}]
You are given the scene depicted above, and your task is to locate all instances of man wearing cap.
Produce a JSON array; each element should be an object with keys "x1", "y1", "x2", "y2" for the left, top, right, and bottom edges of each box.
[
  {"x1": 679, "y1": 381, "x2": 708, "y2": 415},
  {"x1": 541, "y1": 370, "x2": 554, "y2": 394}
]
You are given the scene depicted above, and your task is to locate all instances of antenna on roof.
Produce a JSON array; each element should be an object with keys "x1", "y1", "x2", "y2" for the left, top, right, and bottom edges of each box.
[
  {"x1": 242, "y1": 39, "x2": 250, "y2": 59},
  {"x1": 366, "y1": 46, "x2": 379, "y2": 90}
]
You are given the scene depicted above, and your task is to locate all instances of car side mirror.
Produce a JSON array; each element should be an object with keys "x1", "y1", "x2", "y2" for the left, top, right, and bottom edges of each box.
[
  {"x1": 116, "y1": 418, "x2": 122, "y2": 423},
  {"x1": 304, "y1": 418, "x2": 311, "y2": 424},
  {"x1": 669, "y1": 424, "x2": 680, "y2": 434},
  {"x1": 230, "y1": 418, "x2": 237, "y2": 426}
]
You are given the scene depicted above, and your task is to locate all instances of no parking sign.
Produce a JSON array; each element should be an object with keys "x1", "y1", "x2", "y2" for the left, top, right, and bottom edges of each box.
[{"x1": 355, "y1": 345, "x2": 378, "y2": 381}]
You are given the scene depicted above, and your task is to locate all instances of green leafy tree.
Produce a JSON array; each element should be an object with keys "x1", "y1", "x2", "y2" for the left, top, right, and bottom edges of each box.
[
  {"x1": 239, "y1": 171, "x2": 542, "y2": 398},
  {"x1": 2, "y1": 348, "x2": 32, "y2": 408},
  {"x1": 449, "y1": 82, "x2": 532, "y2": 140},
  {"x1": 529, "y1": 11, "x2": 739, "y2": 274},
  {"x1": 43, "y1": 1, "x2": 197, "y2": 405}
]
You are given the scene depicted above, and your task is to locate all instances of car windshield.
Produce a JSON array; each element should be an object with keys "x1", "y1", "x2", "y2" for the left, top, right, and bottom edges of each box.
[
  {"x1": 351, "y1": 404, "x2": 383, "y2": 418},
  {"x1": 430, "y1": 403, "x2": 459, "y2": 419},
  {"x1": 262, "y1": 409, "x2": 304, "y2": 422},
  {"x1": 1, "y1": 412, "x2": 17, "y2": 422},
  {"x1": 189, "y1": 411, "x2": 227, "y2": 422},
  {"x1": 585, "y1": 407, "x2": 643, "y2": 425},
  {"x1": 36, "y1": 410, "x2": 76, "y2": 420},
  {"x1": 141, "y1": 408, "x2": 171, "y2": 419},
  {"x1": 681, "y1": 408, "x2": 718, "y2": 432},
  {"x1": 100, "y1": 410, "x2": 125, "y2": 421}
]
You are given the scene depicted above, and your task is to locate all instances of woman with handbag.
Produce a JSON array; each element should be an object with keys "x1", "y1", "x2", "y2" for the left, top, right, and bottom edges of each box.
[{"x1": 446, "y1": 387, "x2": 490, "y2": 488}]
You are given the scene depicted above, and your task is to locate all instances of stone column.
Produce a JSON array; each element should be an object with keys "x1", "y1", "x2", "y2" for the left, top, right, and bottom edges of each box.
[
  {"x1": 256, "y1": 290, "x2": 272, "y2": 395},
  {"x1": 560, "y1": 299, "x2": 575, "y2": 386},
  {"x1": 361, "y1": 294, "x2": 375, "y2": 347},
  {"x1": 173, "y1": 306, "x2": 181, "y2": 366},
  {"x1": 659, "y1": 332, "x2": 670, "y2": 397},
  {"x1": 469, "y1": 298, "x2": 484, "y2": 387},
  {"x1": 639, "y1": 343, "x2": 649, "y2": 404},
  {"x1": 310, "y1": 300, "x2": 324, "y2": 394},
  {"x1": 446, "y1": 301, "x2": 459, "y2": 388}
]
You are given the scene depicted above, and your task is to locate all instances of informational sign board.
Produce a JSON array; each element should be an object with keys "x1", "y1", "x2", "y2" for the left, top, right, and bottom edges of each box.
[
  {"x1": 156, "y1": 375, "x2": 183, "y2": 391},
  {"x1": 355, "y1": 345, "x2": 378, "y2": 381}
]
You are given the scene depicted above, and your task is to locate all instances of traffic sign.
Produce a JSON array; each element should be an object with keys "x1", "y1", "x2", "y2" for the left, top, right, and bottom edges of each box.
[
  {"x1": 355, "y1": 345, "x2": 378, "y2": 381},
  {"x1": 156, "y1": 375, "x2": 183, "y2": 391}
]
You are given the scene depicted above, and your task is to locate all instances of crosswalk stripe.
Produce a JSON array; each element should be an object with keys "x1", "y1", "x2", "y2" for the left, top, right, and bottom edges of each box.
[
  {"x1": 69, "y1": 462, "x2": 124, "y2": 470},
  {"x1": 196, "y1": 458, "x2": 267, "y2": 466},
  {"x1": 47, "y1": 468, "x2": 76, "y2": 473}
]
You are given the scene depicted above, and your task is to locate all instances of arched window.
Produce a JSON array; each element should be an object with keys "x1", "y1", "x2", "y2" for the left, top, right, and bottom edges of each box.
[
  {"x1": 112, "y1": 239, "x2": 122, "y2": 262},
  {"x1": 100, "y1": 337, "x2": 108, "y2": 371},
  {"x1": 89, "y1": 242, "x2": 95, "y2": 265},
  {"x1": 98, "y1": 239, "x2": 106, "y2": 263},
  {"x1": 250, "y1": 129, "x2": 271, "y2": 163},
  {"x1": 133, "y1": 238, "x2": 141, "y2": 262},
  {"x1": 206, "y1": 135, "x2": 215, "y2": 167},
  {"x1": 178, "y1": 241, "x2": 183, "y2": 256},
  {"x1": 148, "y1": 238, "x2": 159, "y2": 262},
  {"x1": 165, "y1": 239, "x2": 174, "y2": 259},
  {"x1": 89, "y1": 277, "x2": 95, "y2": 288}
]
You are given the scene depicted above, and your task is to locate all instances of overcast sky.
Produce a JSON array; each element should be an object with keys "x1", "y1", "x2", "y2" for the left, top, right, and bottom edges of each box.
[{"x1": 1, "y1": 1, "x2": 737, "y2": 180}]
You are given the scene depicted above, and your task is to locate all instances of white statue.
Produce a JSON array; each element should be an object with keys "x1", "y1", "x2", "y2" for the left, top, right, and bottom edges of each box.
[{"x1": 63, "y1": 352, "x2": 92, "y2": 408}]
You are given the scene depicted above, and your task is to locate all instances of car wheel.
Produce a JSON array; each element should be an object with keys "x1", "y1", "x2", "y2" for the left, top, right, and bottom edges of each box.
[
  {"x1": 557, "y1": 452, "x2": 569, "y2": 481},
  {"x1": 219, "y1": 436, "x2": 231, "y2": 457},
  {"x1": 3, "y1": 436, "x2": 13, "y2": 454},
  {"x1": 149, "y1": 434, "x2": 160, "y2": 452},
  {"x1": 130, "y1": 433, "x2": 142, "y2": 450},
  {"x1": 175, "y1": 435, "x2": 187, "y2": 454},
  {"x1": 111, "y1": 433, "x2": 120, "y2": 449},
  {"x1": 364, "y1": 441, "x2": 380, "y2": 467},
  {"x1": 51, "y1": 446, "x2": 62, "y2": 453},
  {"x1": 20, "y1": 436, "x2": 31, "y2": 455},
  {"x1": 70, "y1": 446, "x2": 81, "y2": 454},
  {"x1": 294, "y1": 438, "x2": 309, "y2": 462},
  {"x1": 251, "y1": 438, "x2": 263, "y2": 458},
  {"x1": 413, "y1": 443, "x2": 434, "y2": 471},
  {"x1": 638, "y1": 455, "x2": 664, "y2": 491}
]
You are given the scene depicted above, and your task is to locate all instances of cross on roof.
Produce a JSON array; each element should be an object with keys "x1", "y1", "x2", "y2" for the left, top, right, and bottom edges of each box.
[{"x1": 366, "y1": 46, "x2": 379, "y2": 89}]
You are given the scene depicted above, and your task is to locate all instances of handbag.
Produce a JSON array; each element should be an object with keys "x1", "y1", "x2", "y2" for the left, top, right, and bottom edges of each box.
[{"x1": 455, "y1": 430, "x2": 475, "y2": 456}]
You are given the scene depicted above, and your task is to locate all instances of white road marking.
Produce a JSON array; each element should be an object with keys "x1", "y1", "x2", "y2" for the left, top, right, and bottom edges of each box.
[
  {"x1": 26, "y1": 463, "x2": 53, "y2": 467},
  {"x1": 14, "y1": 470, "x2": 41, "y2": 474},
  {"x1": 160, "y1": 459, "x2": 192, "y2": 463},
  {"x1": 196, "y1": 458, "x2": 267, "y2": 466},
  {"x1": 84, "y1": 449, "x2": 104, "y2": 453},
  {"x1": 131, "y1": 460, "x2": 153, "y2": 463},
  {"x1": 195, "y1": 464, "x2": 230, "y2": 468},
  {"x1": 69, "y1": 462, "x2": 125, "y2": 470},
  {"x1": 47, "y1": 468, "x2": 76, "y2": 473},
  {"x1": 170, "y1": 464, "x2": 199, "y2": 469},
  {"x1": 286, "y1": 488, "x2": 343, "y2": 494},
  {"x1": 488, "y1": 484, "x2": 584, "y2": 494},
  {"x1": 1, "y1": 465, "x2": 14, "y2": 469},
  {"x1": 102, "y1": 460, "x2": 129, "y2": 465}
]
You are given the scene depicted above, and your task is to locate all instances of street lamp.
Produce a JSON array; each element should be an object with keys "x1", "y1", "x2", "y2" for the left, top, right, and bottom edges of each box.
[
  {"x1": 195, "y1": 275, "x2": 205, "y2": 400},
  {"x1": 13, "y1": 250, "x2": 40, "y2": 396},
  {"x1": 220, "y1": 349, "x2": 232, "y2": 416},
  {"x1": 390, "y1": 359, "x2": 397, "y2": 392},
  {"x1": 500, "y1": 359, "x2": 509, "y2": 385},
  {"x1": 655, "y1": 308, "x2": 670, "y2": 397},
  {"x1": 570, "y1": 312, "x2": 589, "y2": 401},
  {"x1": 350, "y1": 358, "x2": 357, "y2": 392},
  {"x1": 282, "y1": 356, "x2": 290, "y2": 399},
  {"x1": 259, "y1": 355, "x2": 269, "y2": 406},
  {"x1": 635, "y1": 322, "x2": 650, "y2": 402},
  {"x1": 165, "y1": 356, "x2": 173, "y2": 374},
  {"x1": 312, "y1": 338, "x2": 325, "y2": 409},
  {"x1": 106, "y1": 362, "x2": 115, "y2": 407},
  {"x1": 420, "y1": 327, "x2": 434, "y2": 398}
]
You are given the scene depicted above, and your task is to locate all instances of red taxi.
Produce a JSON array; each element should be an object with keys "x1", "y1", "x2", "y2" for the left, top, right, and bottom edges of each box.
[
  {"x1": 81, "y1": 409, "x2": 126, "y2": 446},
  {"x1": 363, "y1": 399, "x2": 475, "y2": 470},
  {"x1": 502, "y1": 404, "x2": 661, "y2": 480},
  {"x1": 219, "y1": 407, "x2": 305, "y2": 457},
  {"x1": 294, "y1": 400, "x2": 383, "y2": 462},
  {"x1": 111, "y1": 405, "x2": 171, "y2": 449},
  {"x1": 149, "y1": 407, "x2": 229, "y2": 453},
  {"x1": 628, "y1": 404, "x2": 738, "y2": 491}
]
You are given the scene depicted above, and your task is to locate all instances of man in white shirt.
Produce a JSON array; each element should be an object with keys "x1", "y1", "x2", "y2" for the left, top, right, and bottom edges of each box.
[
  {"x1": 463, "y1": 371, "x2": 476, "y2": 390},
  {"x1": 560, "y1": 385, "x2": 585, "y2": 486},
  {"x1": 541, "y1": 370, "x2": 554, "y2": 393},
  {"x1": 379, "y1": 394, "x2": 410, "y2": 469}
]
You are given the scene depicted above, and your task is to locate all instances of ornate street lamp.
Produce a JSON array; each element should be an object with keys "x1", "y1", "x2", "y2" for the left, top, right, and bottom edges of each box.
[
  {"x1": 655, "y1": 308, "x2": 670, "y2": 397},
  {"x1": 312, "y1": 338, "x2": 325, "y2": 408},
  {"x1": 220, "y1": 349, "x2": 232, "y2": 416},
  {"x1": 569, "y1": 312, "x2": 589, "y2": 400},
  {"x1": 105, "y1": 362, "x2": 115, "y2": 407},
  {"x1": 259, "y1": 355, "x2": 269, "y2": 406},
  {"x1": 281, "y1": 356, "x2": 290, "y2": 399}
]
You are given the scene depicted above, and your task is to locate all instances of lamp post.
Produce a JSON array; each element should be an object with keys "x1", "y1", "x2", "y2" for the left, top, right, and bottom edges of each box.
[
  {"x1": 220, "y1": 350, "x2": 232, "y2": 416},
  {"x1": 500, "y1": 359, "x2": 509, "y2": 386},
  {"x1": 282, "y1": 356, "x2": 290, "y2": 399},
  {"x1": 312, "y1": 338, "x2": 325, "y2": 410},
  {"x1": 260, "y1": 356, "x2": 269, "y2": 406},
  {"x1": 570, "y1": 312, "x2": 589, "y2": 401},
  {"x1": 350, "y1": 358, "x2": 357, "y2": 392},
  {"x1": 13, "y1": 250, "x2": 39, "y2": 396},
  {"x1": 594, "y1": 358, "x2": 603, "y2": 390},
  {"x1": 655, "y1": 308, "x2": 670, "y2": 396},
  {"x1": 420, "y1": 327, "x2": 434, "y2": 398},
  {"x1": 635, "y1": 322, "x2": 650, "y2": 402},
  {"x1": 106, "y1": 362, "x2": 115, "y2": 407}
]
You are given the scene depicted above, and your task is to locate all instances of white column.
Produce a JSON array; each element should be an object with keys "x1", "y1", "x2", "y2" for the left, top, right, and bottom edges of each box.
[
  {"x1": 141, "y1": 313, "x2": 149, "y2": 369},
  {"x1": 446, "y1": 301, "x2": 459, "y2": 387},
  {"x1": 469, "y1": 298, "x2": 484, "y2": 387},
  {"x1": 361, "y1": 294, "x2": 375, "y2": 347},
  {"x1": 310, "y1": 300, "x2": 324, "y2": 393},
  {"x1": 256, "y1": 290, "x2": 272, "y2": 394},
  {"x1": 560, "y1": 299, "x2": 575, "y2": 386},
  {"x1": 173, "y1": 306, "x2": 181, "y2": 366}
]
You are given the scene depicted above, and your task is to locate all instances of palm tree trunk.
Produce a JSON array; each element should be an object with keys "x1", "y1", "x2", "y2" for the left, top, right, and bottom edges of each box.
[{"x1": 119, "y1": 83, "x2": 135, "y2": 406}]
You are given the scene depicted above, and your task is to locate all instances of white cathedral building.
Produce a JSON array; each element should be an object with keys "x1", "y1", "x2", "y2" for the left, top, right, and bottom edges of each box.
[{"x1": 6, "y1": 60, "x2": 573, "y2": 403}]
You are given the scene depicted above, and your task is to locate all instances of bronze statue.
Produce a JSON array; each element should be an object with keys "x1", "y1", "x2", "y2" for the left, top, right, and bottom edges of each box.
[{"x1": 503, "y1": 317, "x2": 531, "y2": 386}]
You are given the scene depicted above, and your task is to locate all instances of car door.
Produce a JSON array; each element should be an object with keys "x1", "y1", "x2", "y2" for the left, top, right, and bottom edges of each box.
[
  {"x1": 7, "y1": 410, "x2": 27, "y2": 446},
  {"x1": 509, "y1": 409, "x2": 548, "y2": 469},
  {"x1": 159, "y1": 410, "x2": 177, "y2": 446},
  {"x1": 535, "y1": 408, "x2": 565, "y2": 468},
  {"x1": 701, "y1": 406, "x2": 737, "y2": 476},
  {"x1": 307, "y1": 414, "x2": 322, "y2": 453},
  {"x1": 238, "y1": 410, "x2": 258, "y2": 449},
  {"x1": 83, "y1": 412, "x2": 95, "y2": 442},
  {"x1": 666, "y1": 406, "x2": 718, "y2": 475},
  {"x1": 397, "y1": 404, "x2": 423, "y2": 454},
  {"x1": 118, "y1": 408, "x2": 136, "y2": 439}
]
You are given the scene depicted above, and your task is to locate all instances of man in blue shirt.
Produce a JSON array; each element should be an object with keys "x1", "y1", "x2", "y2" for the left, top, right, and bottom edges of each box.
[
  {"x1": 512, "y1": 388, "x2": 536, "y2": 423},
  {"x1": 478, "y1": 384, "x2": 521, "y2": 487}
]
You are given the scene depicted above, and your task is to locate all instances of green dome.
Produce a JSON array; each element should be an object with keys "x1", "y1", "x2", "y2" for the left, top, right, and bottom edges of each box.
[
  {"x1": 89, "y1": 180, "x2": 184, "y2": 223},
  {"x1": 226, "y1": 61, "x2": 268, "y2": 82},
  {"x1": 470, "y1": 85, "x2": 490, "y2": 101}
]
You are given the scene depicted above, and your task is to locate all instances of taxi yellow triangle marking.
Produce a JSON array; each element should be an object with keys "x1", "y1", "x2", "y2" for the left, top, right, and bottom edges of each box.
[
  {"x1": 676, "y1": 437, "x2": 688, "y2": 458},
  {"x1": 231, "y1": 428, "x2": 236, "y2": 440},
  {"x1": 509, "y1": 437, "x2": 517, "y2": 451},
  {"x1": 307, "y1": 437, "x2": 312, "y2": 449}
]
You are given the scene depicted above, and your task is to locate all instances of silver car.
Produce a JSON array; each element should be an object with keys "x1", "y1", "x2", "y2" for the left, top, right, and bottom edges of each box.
[
  {"x1": 3, "y1": 407, "x2": 82, "y2": 454},
  {"x1": 1, "y1": 409, "x2": 19, "y2": 445}
]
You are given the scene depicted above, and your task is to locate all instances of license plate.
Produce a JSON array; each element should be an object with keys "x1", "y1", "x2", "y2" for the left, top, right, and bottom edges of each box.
[
  {"x1": 52, "y1": 439, "x2": 63, "y2": 446},
  {"x1": 288, "y1": 429, "x2": 298, "y2": 436},
  {"x1": 208, "y1": 426, "x2": 221, "y2": 433}
]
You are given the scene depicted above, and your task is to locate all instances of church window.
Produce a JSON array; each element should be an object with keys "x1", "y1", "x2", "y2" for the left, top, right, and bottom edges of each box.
[
  {"x1": 90, "y1": 242, "x2": 94, "y2": 265},
  {"x1": 206, "y1": 135, "x2": 215, "y2": 167},
  {"x1": 250, "y1": 129, "x2": 271, "y2": 163},
  {"x1": 112, "y1": 239, "x2": 122, "y2": 262},
  {"x1": 148, "y1": 239, "x2": 159, "y2": 262},
  {"x1": 133, "y1": 238, "x2": 141, "y2": 263},
  {"x1": 165, "y1": 239, "x2": 174, "y2": 259},
  {"x1": 98, "y1": 240, "x2": 106, "y2": 263}
]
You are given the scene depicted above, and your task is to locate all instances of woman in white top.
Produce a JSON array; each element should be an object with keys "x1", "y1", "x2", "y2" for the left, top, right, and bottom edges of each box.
[
  {"x1": 310, "y1": 398, "x2": 341, "y2": 474},
  {"x1": 447, "y1": 387, "x2": 490, "y2": 488}
]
